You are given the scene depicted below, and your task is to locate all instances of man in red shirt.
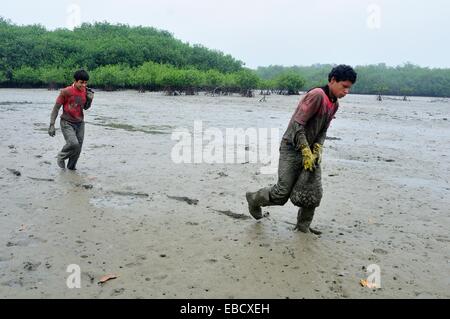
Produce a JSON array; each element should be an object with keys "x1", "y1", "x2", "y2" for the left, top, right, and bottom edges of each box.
[
  {"x1": 48, "y1": 70, "x2": 94, "y2": 170},
  {"x1": 246, "y1": 65, "x2": 357, "y2": 233}
]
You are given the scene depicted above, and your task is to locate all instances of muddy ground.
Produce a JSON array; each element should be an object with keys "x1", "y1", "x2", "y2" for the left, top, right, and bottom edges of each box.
[{"x1": 0, "y1": 89, "x2": 449, "y2": 298}]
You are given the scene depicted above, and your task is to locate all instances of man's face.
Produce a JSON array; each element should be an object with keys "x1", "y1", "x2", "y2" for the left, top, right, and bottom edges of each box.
[
  {"x1": 329, "y1": 78, "x2": 353, "y2": 99},
  {"x1": 74, "y1": 80, "x2": 88, "y2": 90}
]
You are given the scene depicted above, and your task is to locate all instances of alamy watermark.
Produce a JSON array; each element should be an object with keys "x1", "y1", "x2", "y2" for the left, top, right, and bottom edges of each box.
[
  {"x1": 66, "y1": 3, "x2": 82, "y2": 30},
  {"x1": 362, "y1": 264, "x2": 381, "y2": 289},
  {"x1": 367, "y1": 3, "x2": 381, "y2": 30},
  {"x1": 171, "y1": 121, "x2": 280, "y2": 175},
  {"x1": 66, "y1": 264, "x2": 81, "y2": 289}
]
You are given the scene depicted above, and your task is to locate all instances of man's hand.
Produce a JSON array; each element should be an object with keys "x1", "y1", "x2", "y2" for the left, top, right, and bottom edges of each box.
[
  {"x1": 312, "y1": 143, "x2": 323, "y2": 165},
  {"x1": 301, "y1": 144, "x2": 315, "y2": 171},
  {"x1": 85, "y1": 88, "x2": 94, "y2": 110},
  {"x1": 86, "y1": 88, "x2": 94, "y2": 100},
  {"x1": 48, "y1": 124, "x2": 56, "y2": 137}
]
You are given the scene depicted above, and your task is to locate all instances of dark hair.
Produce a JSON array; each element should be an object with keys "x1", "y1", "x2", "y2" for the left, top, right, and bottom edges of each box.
[
  {"x1": 328, "y1": 65, "x2": 357, "y2": 83},
  {"x1": 74, "y1": 69, "x2": 90, "y2": 82}
]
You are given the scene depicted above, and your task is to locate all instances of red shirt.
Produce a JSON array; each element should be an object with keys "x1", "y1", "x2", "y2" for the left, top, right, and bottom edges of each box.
[
  {"x1": 293, "y1": 88, "x2": 339, "y2": 128},
  {"x1": 282, "y1": 87, "x2": 339, "y2": 147},
  {"x1": 56, "y1": 85, "x2": 87, "y2": 123}
]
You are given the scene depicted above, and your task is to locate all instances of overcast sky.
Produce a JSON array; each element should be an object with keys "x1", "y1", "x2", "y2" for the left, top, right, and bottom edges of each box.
[{"x1": 1, "y1": 0, "x2": 449, "y2": 69}]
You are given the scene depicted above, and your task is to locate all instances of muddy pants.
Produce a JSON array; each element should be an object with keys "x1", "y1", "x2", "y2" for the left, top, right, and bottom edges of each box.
[
  {"x1": 58, "y1": 119, "x2": 85, "y2": 170},
  {"x1": 256, "y1": 140, "x2": 303, "y2": 205},
  {"x1": 258, "y1": 139, "x2": 321, "y2": 222}
]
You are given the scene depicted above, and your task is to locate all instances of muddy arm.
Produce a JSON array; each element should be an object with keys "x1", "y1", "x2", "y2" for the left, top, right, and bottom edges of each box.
[
  {"x1": 292, "y1": 121, "x2": 310, "y2": 150},
  {"x1": 50, "y1": 103, "x2": 62, "y2": 125},
  {"x1": 84, "y1": 89, "x2": 94, "y2": 110},
  {"x1": 315, "y1": 127, "x2": 328, "y2": 146}
]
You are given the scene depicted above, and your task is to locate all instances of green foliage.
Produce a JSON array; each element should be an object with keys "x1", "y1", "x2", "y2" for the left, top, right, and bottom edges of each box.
[
  {"x1": 274, "y1": 72, "x2": 305, "y2": 94},
  {"x1": 12, "y1": 66, "x2": 41, "y2": 86},
  {"x1": 130, "y1": 61, "x2": 163, "y2": 89},
  {"x1": 258, "y1": 79, "x2": 276, "y2": 90},
  {"x1": 90, "y1": 64, "x2": 133, "y2": 89},
  {"x1": 39, "y1": 66, "x2": 72, "y2": 86},
  {"x1": 256, "y1": 63, "x2": 450, "y2": 97},
  {"x1": 0, "y1": 19, "x2": 243, "y2": 75},
  {"x1": 203, "y1": 69, "x2": 224, "y2": 89},
  {"x1": 234, "y1": 69, "x2": 260, "y2": 90},
  {"x1": 3, "y1": 18, "x2": 450, "y2": 96},
  {"x1": 0, "y1": 70, "x2": 7, "y2": 83},
  {"x1": 222, "y1": 73, "x2": 238, "y2": 91},
  {"x1": 0, "y1": 18, "x2": 254, "y2": 93}
]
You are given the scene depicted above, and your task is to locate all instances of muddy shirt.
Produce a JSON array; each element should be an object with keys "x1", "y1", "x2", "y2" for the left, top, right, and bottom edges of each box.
[
  {"x1": 56, "y1": 85, "x2": 87, "y2": 123},
  {"x1": 282, "y1": 86, "x2": 339, "y2": 149}
]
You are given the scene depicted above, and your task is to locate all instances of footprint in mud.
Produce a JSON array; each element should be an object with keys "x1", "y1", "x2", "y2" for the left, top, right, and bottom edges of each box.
[
  {"x1": 23, "y1": 261, "x2": 41, "y2": 271},
  {"x1": 75, "y1": 183, "x2": 93, "y2": 190},
  {"x1": 1, "y1": 279, "x2": 24, "y2": 288},
  {"x1": 111, "y1": 288, "x2": 125, "y2": 296},
  {"x1": 282, "y1": 247, "x2": 296, "y2": 259},
  {"x1": 6, "y1": 235, "x2": 47, "y2": 247},
  {"x1": 435, "y1": 236, "x2": 450, "y2": 243},
  {"x1": 90, "y1": 191, "x2": 149, "y2": 209},
  {"x1": 373, "y1": 248, "x2": 389, "y2": 255},
  {"x1": 185, "y1": 222, "x2": 199, "y2": 226},
  {"x1": 217, "y1": 172, "x2": 228, "y2": 178},
  {"x1": 155, "y1": 274, "x2": 168, "y2": 281},
  {"x1": 6, "y1": 168, "x2": 21, "y2": 176}
]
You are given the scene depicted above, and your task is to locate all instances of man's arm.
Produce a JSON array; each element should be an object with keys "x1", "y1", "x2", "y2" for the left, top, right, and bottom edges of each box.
[
  {"x1": 292, "y1": 121, "x2": 309, "y2": 151},
  {"x1": 50, "y1": 103, "x2": 62, "y2": 125},
  {"x1": 312, "y1": 107, "x2": 337, "y2": 164},
  {"x1": 292, "y1": 121, "x2": 316, "y2": 171},
  {"x1": 315, "y1": 127, "x2": 327, "y2": 146},
  {"x1": 48, "y1": 103, "x2": 62, "y2": 137},
  {"x1": 311, "y1": 127, "x2": 327, "y2": 165},
  {"x1": 84, "y1": 88, "x2": 94, "y2": 110},
  {"x1": 49, "y1": 89, "x2": 67, "y2": 137},
  {"x1": 288, "y1": 89, "x2": 325, "y2": 171}
]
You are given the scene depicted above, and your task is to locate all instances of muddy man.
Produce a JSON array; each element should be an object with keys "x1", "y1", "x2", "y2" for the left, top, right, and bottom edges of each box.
[
  {"x1": 246, "y1": 65, "x2": 357, "y2": 233},
  {"x1": 48, "y1": 70, "x2": 94, "y2": 170}
]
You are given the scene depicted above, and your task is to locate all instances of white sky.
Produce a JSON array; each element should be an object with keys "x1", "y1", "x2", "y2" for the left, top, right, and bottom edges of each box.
[{"x1": 1, "y1": 0, "x2": 449, "y2": 69}]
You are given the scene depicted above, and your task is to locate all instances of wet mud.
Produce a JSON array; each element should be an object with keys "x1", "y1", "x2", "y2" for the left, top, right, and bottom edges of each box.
[{"x1": 0, "y1": 89, "x2": 449, "y2": 298}]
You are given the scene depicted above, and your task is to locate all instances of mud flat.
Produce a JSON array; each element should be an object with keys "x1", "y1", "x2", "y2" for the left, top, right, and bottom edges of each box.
[{"x1": 0, "y1": 89, "x2": 449, "y2": 298}]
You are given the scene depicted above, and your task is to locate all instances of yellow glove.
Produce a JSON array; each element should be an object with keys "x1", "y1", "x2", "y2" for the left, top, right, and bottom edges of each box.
[
  {"x1": 312, "y1": 143, "x2": 323, "y2": 165},
  {"x1": 301, "y1": 145, "x2": 315, "y2": 171}
]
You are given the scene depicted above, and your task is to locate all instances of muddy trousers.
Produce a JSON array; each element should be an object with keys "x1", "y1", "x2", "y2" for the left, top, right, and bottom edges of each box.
[
  {"x1": 58, "y1": 119, "x2": 85, "y2": 170},
  {"x1": 255, "y1": 140, "x2": 316, "y2": 223}
]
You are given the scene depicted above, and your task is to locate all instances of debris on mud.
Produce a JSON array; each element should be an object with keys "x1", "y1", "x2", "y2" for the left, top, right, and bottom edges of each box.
[{"x1": 167, "y1": 196, "x2": 199, "y2": 205}]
